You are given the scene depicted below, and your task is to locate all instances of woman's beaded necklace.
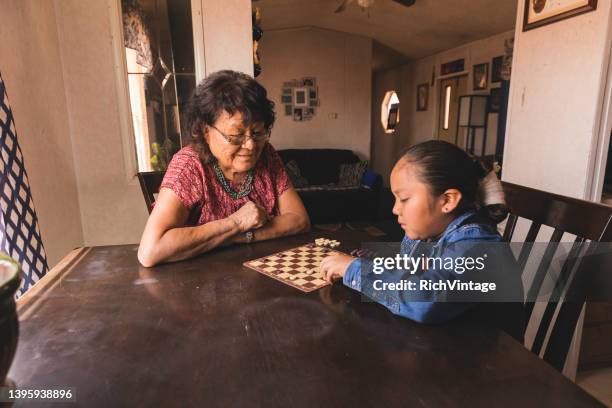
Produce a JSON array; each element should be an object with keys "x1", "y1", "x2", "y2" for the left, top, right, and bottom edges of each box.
[{"x1": 212, "y1": 161, "x2": 254, "y2": 199}]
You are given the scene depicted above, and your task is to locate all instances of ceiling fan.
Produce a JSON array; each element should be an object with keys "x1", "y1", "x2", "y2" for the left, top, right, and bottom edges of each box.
[{"x1": 334, "y1": 0, "x2": 416, "y2": 14}]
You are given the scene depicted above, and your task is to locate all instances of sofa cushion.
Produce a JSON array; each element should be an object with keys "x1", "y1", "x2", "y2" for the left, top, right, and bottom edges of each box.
[
  {"x1": 285, "y1": 160, "x2": 309, "y2": 188},
  {"x1": 338, "y1": 161, "x2": 368, "y2": 187},
  {"x1": 277, "y1": 149, "x2": 360, "y2": 185},
  {"x1": 362, "y1": 169, "x2": 379, "y2": 188}
]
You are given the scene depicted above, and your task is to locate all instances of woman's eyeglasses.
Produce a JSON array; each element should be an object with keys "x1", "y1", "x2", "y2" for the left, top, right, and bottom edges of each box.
[{"x1": 208, "y1": 124, "x2": 271, "y2": 146}]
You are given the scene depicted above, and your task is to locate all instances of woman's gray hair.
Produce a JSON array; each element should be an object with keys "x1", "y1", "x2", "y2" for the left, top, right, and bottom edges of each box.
[{"x1": 186, "y1": 70, "x2": 275, "y2": 163}]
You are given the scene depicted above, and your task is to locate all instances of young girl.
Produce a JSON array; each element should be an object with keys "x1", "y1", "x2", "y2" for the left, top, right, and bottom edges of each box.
[{"x1": 320, "y1": 140, "x2": 524, "y2": 340}]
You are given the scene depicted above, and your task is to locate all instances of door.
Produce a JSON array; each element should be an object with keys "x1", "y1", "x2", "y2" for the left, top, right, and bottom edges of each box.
[{"x1": 437, "y1": 75, "x2": 467, "y2": 145}]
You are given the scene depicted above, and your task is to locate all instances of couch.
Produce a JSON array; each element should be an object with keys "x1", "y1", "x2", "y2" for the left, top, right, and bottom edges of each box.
[{"x1": 277, "y1": 149, "x2": 382, "y2": 224}]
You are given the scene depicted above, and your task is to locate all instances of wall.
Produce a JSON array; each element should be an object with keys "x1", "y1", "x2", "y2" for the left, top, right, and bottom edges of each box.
[
  {"x1": 0, "y1": 0, "x2": 84, "y2": 267},
  {"x1": 503, "y1": 0, "x2": 612, "y2": 199},
  {"x1": 372, "y1": 30, "x2": 514, "y2": 183},
  {"x1": 53, "y1": 0, "x2": 151, "y2": 248},
  {"x1": 197, "y1": 0, "x2": 253, "y2": 77},
  {"x1": 257, "y1": 27, "x2": 372, "y2": 160}
]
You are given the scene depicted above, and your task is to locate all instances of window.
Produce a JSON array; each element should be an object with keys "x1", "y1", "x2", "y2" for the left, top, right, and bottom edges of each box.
[
  {"x1": 443, "y1": 85, "x2": 452, "y2": 130},
  {"x1": 381, "y1": 91, "x2": 400, "y2": 134},
  {"x1": 120, "y1": 0, "x2": 196, "y2": 172}
]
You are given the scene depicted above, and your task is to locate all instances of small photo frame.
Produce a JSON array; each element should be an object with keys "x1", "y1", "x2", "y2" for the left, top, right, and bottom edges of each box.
[
  {"x1": 302, "y1": 77, "x2": 316, "y2": 87},
  {"x1": 282, "y1": 88, "x2": 292, "y2": 95},
  {"x1": 309, "y1": 99, "x2": 319, "y2": 107},
  {"x1": 293, "y1": 87, "x2": 309, "y2": 107},
  {"x1": 309, "y1": 88, "x2": 317, "y2": 100},
  {"x1": 302, "y1": 108, "x2": 313, "y2": 120},
  {"x1": 281, "y1": 94, "x2": 292, "y2": 104},
  {"x1": 473, "y1": 63, "x2": 489, "y2": 91},
  {"x1": 491, "y1": 56, "x2": 503, "y2": 83},
  {"x1": 293, "y1": 107, "x2": 303, "y2": 121},
  {"x1": 284, "y1": 104, "x2": 293, "y2": 116},
  {"x1": 416, "y1": 83, "x2": 428, "y2": 111}
]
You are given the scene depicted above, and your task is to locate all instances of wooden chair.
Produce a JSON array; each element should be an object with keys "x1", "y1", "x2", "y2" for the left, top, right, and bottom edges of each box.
[
  {"x1": 137, "y1": 171, "x2": 165, "y2": 213},
  {"x1": 501, "y1": 181, "x2": 612, "y2": 372}
]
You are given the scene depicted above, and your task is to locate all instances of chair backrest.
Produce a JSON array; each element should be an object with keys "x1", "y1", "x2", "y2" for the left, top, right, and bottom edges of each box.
[
  {"x1": 501, "y1": 181, "x2": 612, "y2": 372},
  {"x1": 137, "y1": 171, "x2": 165, "y2": 213}
]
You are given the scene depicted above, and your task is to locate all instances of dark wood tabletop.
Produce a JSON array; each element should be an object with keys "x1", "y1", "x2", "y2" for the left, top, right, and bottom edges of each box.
[{"x1": 10, "y1": 228, "x2": 603, "y2": 407}]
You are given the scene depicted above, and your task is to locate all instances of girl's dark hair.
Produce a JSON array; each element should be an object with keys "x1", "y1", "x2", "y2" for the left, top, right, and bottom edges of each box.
[
  {"x1": 399, "y1": 140, "x2": 508, "y2": 223},
  {"x1": 185, "y1": 70, "x2": 275, "y2": 163}
]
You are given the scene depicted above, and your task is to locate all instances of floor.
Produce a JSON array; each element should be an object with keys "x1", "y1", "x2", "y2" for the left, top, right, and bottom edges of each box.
[{"x1": 577, "y1": 368, "x2": 612, "y2": 406}]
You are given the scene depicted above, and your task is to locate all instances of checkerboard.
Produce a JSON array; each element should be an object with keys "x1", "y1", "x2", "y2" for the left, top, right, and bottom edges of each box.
[{"x1": 243, "y1": 243, "x2": 344, "y2": 292}]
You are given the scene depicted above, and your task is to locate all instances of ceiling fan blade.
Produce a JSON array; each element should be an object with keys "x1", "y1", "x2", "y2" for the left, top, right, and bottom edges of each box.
[
  {"x1": 391, "y1": 0, "x2": 416, "y2": 7},
  {"x1": 334, "y1": 0, "x2": 353, "y2": 13}
]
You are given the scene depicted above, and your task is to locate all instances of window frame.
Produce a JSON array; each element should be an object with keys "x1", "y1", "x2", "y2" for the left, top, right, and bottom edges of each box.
[
  {"x1": 381, "y1": 90, "x2": 400, "y2": 134},
  {"x1": 443, "y1": 85, "x2": 452, "y2": 131},
  {"x1": 108, "y1": 0, "x2": 205, "y2": 183}
]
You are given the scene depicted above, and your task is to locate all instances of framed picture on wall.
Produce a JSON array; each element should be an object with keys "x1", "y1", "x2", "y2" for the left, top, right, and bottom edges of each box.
[
  {"x1": 416, "y1": 83, "x2": 429, "y2": 111},
  {"x1": 302, "y1": 77, "x2": 316, "y2": 87},
  {"x1": 293, "y1": 108, "x2": 303, "y2": 121},
  {"x1": 473, "y1": 63, "x2": 489, "y2": 91},
  {"x1": 491, "y1": 56, "x2": 503, "y2": 83},
  {"x1": 440, "y1": 58, "x2": 465, "y2": 76},
  {"x1": 293, "y1": 87, "x2": 309, "y2": 107},
  {"x1": 523, "y1": 0, "x2": 597, "y2": 31}
]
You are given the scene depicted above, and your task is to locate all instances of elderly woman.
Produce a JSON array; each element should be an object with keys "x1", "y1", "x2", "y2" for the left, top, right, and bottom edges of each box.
[{"x1": 138, "y1": 70, "x2": 310, "y2": 267}]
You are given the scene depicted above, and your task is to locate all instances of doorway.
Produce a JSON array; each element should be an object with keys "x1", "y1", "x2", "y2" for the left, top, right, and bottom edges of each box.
[{"x1": 437, "y1": 75, "x2": 467, "y2": 145}]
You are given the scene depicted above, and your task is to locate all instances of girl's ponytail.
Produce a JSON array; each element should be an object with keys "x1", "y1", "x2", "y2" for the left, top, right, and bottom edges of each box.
[{"x1": 474, "y1": 158, "x2": 509, "y2": 223}]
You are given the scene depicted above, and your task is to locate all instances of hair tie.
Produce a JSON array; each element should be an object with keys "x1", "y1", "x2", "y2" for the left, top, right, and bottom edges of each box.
[{"x1": 479, "y1": 168, "x2": 505, "y2": 206}]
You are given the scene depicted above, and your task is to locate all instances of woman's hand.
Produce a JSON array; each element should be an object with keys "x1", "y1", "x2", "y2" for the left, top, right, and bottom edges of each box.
[
  {"x1": 229, "y1": 201, "x2": 268, "y2": 232},
  {"x1": 320, "y1": 254, "x2": 356, "y2": 283}
]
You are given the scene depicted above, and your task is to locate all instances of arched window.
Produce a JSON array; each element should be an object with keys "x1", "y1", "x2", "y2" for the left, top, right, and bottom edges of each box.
[{"x1": 381, "y1": 91, "x2": 400, "y2": 134}]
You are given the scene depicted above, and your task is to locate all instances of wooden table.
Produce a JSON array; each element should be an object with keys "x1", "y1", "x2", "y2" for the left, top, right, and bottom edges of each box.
[{"x1": 10, "y1": 229, "x2": 603, "y2": 407}]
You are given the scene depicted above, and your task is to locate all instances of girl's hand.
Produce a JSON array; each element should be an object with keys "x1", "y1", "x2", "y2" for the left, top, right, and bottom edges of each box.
[{"x1": 320, "y1": 254, "x2": 356, "y2": 283}]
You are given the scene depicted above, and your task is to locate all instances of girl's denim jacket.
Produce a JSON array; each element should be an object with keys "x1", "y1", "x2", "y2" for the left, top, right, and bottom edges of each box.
[{"x1": 343, "y1": 210, "x2": 517, "y2": 324}]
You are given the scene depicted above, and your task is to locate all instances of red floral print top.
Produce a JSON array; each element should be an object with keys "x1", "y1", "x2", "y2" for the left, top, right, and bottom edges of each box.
[{"x1": 160, "y1": 143, "x2": 291, "y2": 226}]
